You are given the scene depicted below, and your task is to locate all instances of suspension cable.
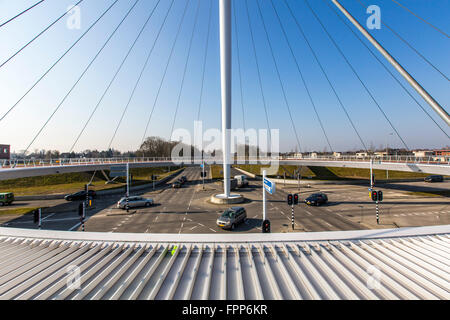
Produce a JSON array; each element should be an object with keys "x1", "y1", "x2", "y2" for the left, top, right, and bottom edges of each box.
[
  {"x1": 244, "y1": 0, "x2": 272, "y2": 145},
  {"x1": 233, "y1": 0, "x2": 246, "y2": 132},
  {"x1": 169, "y1": 0, "x2": 201, "y2": 138},
  {"x1": 282, "y1": 0, "x2": 368, "y2": 152},
  {"x1": 139, "y1": 0, "x2": 191, "y2": 148},
  {"x1": 0, "y1": 0, "x2": 45, "y2": 29},
  {"x1": 303, "y1": 0, "x2": 410, "y2": 151},
  {"x1": 390, "y1": 0, "x2": 449, "y2": 38},
  {"x1": 71, "y1": 0, "x2": 170, "y2": 153},
  {"x1": 0, "y1": 0, "x2": 110, "y2": 123},
  {"x1": 262, "y1": 0, "x2": 333, "y2": 153},
  {"x1": 356, "y1": 0, "x2": 449, "y2": 82},
  {"x1": 323, "y1": 0, "x2": 449, "y2": 140},
  {"x1": 21, "y1": 0, "x2": 133, "y2": 156},
  {"x1": 0, "y1": 0, "x2": 84, "y2": 70},
  {"x1": 196, "y1": 0, "x2": 213, "y2": 122}
]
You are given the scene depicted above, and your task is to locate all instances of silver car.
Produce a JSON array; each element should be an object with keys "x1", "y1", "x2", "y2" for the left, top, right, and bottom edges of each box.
[
  {"x1": 216, "y1": 207, "x2": 247, "y2": 230},
  {"x1": 117, "y1": 196, "x2": 153, "y2": 209}
]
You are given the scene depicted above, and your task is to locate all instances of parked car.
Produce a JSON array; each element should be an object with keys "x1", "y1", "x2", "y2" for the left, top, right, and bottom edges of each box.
[
  {"x1": 180, "y1": 176, "x2": 187, "y2": 183},
  {"x1": 172, "y1": 181, "x2": 181, "y2": 188},
  {"x1": 216, "y1": 207, "x2": 247, "y2": 230},
  {"x1": 305, "y1": 193, "x2": 328, "y2": 206},
  {"x1": 117, "y1": 196, "x2": 153, "y2": 209},
  {"x1": 234, "y1": 175, "x2": 249, "y2": 188},
  {"x1": 0, "y1": 192, "x2": 14, "y2": 206},
  {"x1": 424, "y1": 175, "x2": 444, "y2": 183},
  {"x1": 65, "y1": 190, "x2": 96, "y2": 201}
]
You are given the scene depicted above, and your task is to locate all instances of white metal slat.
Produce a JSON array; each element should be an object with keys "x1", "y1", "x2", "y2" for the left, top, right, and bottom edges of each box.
[
  {"x1": 145, "y1": 244, "x2": 182, "y2": 300},
  {"x1": 234, "y1": 246, "x2": 245, "y2": 300},
  {"x1": 400, "y1": 239, "x2": 450, "y2": 268},
  {"x1": 108, "y1": 245, "x2": 158, "y2": 300},
  {"x1": 70, "y1": 245, "x2": 135, "y2": 300},
  {"x1": 283, "y1": 244, "x2": 321, "y2": 300},
  {"x1": 13, "y1": 243, "x2": 101, "y2": 300},
  {"x1": 271, "y1": 245, "x2": 302, "y2": 300},
  {"x1": 409, "y1": 239, "x2": 450, "y2": 262},
  {"x1": 0, "y1": 243, "x2": 69, "y2": 288},
  {"x1": 420, "y1": 238, "x2": 450, "y2": 257},
  {"x1": 295, "y1": 244, "x2": 340, "y2": 300},
  {"x1": 246, "y1": 245, "x2": 264, "y2": 300},
  {"x1": 53, "y1": 244, "x2": 124, "y2": 300},
  {"x1": 364, "y1": 242, "x2": 447, "y2": 299},
  {"x1": 88, "y1": 246, "x2": 146, "y2": 300},
  {"x1": 257, "y1": 244, "x2": 282, "y2": 300},
  {"x1": 220, "y1": 246, "x2": 227, "y2": 300},
  {"x1": 356, "y1": 242, "x2": 435, "y2": 299},
  {"x1": 423, "y1": 236, "x2": 450, "y2": 250},
  {"x1": 326, "y1": 243, "x2": 393, "y2": 300},
  {"x1": 32, "y1": 244, "x2": 113, "y2": 300},
  {"x1": 0, "y1": 240, "x2": 46, "y2": 269},
  {"x1": 164, "y1": 245, "x2": 193, "y2": 300},
  {"x1": 339, "y1": 243, "x2": 416, "y2": 300},
  {"x1": 199, "y1": 245, "x2": 215, "y2": 300},
  {"x1": 178, "y1": 245, "x2": 203, "y2": 300},
  {"x1": 128, "y1": 245, "x2": 169, "y2": 300},
  {"x1": 390, "y1": 240, "x2": 450, "y2": 280},
  {"x1": 1, "y1": 243, "x2": 88, "y2": 300},
  {"x1": 308, "y1": 246, "x2": 359, "y2": 300},
  {"x1": 377, "y1": 241, "x2": 450, "y2": 291}
]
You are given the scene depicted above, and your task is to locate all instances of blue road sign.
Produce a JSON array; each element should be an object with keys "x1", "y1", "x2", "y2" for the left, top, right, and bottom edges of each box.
[{"x1": 263, "y1": 177, "x2": 275, "y2": 194}]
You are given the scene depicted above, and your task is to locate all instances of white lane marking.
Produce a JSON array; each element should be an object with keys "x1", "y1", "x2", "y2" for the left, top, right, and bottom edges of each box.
[
  {"x1": 42, "y1": 213, "x2": 56, "y2": 221},
  {"x1": 305, "y1": 211, "x2": 312, "y2": 216},
  {"x1": 252, "y1": 215, "x2": 258, "y2": 218},
  {"x1": 190, "y1": 225, "x2": 198, "y2": 231},
  {"x1": 208, "y1": 228, "x2": 217, "y2": 233}
]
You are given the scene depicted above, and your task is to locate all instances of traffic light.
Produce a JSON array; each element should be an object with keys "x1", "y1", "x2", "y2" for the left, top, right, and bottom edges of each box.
[
  {"x1": 78, "y1": 203, "x2": 83, "y2": 216},
  {"x1": 293, "y1": 193, "x2": 299, "y2": 205},
  {"x1": 287, "y1": 194, "x2": 293, "y2": 206},
  {"x1": 378, "y1": 190, "x2": 383, "y2": 201},
  {"x1": 33, "y1": 210, "x2": 39, "y2": 224},
  {"x1": 262, "y1": 220, "x2": 271, "y2": 233},
  {"x1": 371, "y1": 190, "x2": 378, "y2": 201}
]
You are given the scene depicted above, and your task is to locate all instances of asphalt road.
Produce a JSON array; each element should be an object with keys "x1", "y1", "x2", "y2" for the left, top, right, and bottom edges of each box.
[{"x1": 1, "y1": 166, "x2": 449, "y2": 233}]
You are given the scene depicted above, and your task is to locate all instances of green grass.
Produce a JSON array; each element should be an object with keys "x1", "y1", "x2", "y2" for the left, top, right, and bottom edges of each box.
[
  {"x1": 0, "y1": 167, "x2": 183, "y2": 196},
  {"x1": 0, "y1": 207, "x2": 41, "y2": 216},
  {"x1": 406, "y1": 190, "x2": 450, "y2": 198}
]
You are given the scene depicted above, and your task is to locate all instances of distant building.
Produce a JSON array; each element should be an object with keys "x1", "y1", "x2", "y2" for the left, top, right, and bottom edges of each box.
[
  {"x1": 356, "y1": 152, "x2": 368, "y2": 158},
  {"x1": 333, "y1": 152, "x2": 341, "y2": 158},
  {"x1": 434, "y1": 149, "x2": 450, "y2": 156},
  {"x1": 0, "y1": 144, "x2": 10, "y2": 160},
  {"x1": 310, "y1": 152, "x2": 318, "y2": 159},
  {"x1": 413, "y1": 150, "x2": 433, "y2": 158}
]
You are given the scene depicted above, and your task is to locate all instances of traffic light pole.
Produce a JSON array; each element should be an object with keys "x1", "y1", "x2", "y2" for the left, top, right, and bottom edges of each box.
[
  {"x1": 82, "y1": 202, "x2": 85, "y2": 232},
  {"x1": 126, "y1": 162, "x2": 129, "y2": 213},
  {"x1": 376, "y1": 200, "x2": 379, "y2": 225},
  {"x1": 38, "y1": 208, "x2": 41, "y2": 230},
  {"x1": 291, "y1": 204, "x2": 294, "y2": 230},
  {"x1": 263, "y1": 170, "x2": 266, "y2": 222}
]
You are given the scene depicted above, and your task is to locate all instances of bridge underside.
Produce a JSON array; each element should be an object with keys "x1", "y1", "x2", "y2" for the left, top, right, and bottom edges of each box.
[{"x1": 0, "y1": 159, "x2": 448, "y2": 180}]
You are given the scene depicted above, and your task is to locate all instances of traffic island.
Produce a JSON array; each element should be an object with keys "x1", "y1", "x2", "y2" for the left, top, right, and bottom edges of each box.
[{"x1": 210, "y1": 193, "x2": 244, "y2": 204}]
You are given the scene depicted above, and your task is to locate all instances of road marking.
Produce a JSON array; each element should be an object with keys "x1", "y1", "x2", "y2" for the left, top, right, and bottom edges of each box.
[
  {"x1": 305, "y1": 211, "x2": 312, "y2": 216},
  {"x1": 190, "y1": 225, "x2": 198, "y2": 231},
  {"x1": 208, "y1": 228, "x2": 217, "y2": 233},
  {"x1": 42, "y1": 213, "x2": 56, "y2": 221}
]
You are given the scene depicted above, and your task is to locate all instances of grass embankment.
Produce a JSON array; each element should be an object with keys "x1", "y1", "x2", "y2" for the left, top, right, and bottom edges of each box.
[
  {"x1": 234, "y1": 164, "x2": 434, "y2": 180},
  {"x1": 0, "y1": 167, "x2": 182, "y2": 196},
  {"x1": 407, "y1": 190, "x2": 450, "y2": 198},
  {"x1": 0, "y1": 207, "x2": 41, "y2": 216}
]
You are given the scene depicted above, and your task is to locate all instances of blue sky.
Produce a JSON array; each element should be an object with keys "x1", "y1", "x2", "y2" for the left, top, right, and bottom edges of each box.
[{"x1": 0, "y1": 0, "x2": 449, "y2": 154}]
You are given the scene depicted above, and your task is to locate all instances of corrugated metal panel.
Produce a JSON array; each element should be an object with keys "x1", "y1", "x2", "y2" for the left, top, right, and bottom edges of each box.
[{"x1": 0, "y1": 227, "x2": 449, "y2": 300}]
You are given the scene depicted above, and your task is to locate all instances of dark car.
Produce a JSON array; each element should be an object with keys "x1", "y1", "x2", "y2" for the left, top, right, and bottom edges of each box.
[
  {"x1": 65, "y1": 190, "x2": 96, "y2": 201},
  {"x1": 216, "y1": 207, "x2": 247, "y2": 230},
  {"x1": 180, "y1": 176, "x2": 187, "y2": 183},
  {"x1": 424, "y1": 175, "x2": 444, "y2": 183},
  {"x1": 172, "y1": 181, "x2": 181, "y2": 188},
  {"x1": 305, "y1": 193, "x2": 328, "y2": 206}
]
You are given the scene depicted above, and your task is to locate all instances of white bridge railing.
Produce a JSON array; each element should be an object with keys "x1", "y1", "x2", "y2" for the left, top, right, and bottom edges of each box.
[{"x1": 1, "y1": 155, "x2": 449, "y2": 169}]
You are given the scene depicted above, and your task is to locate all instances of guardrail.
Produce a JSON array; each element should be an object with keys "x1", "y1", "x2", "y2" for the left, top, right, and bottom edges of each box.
[{"x1": 1, "y1": 155, "x2": 449, "y2": 169}]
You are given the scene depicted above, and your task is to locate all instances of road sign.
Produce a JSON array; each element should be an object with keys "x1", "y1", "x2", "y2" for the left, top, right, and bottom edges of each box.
[
  {"x1": 110, "y1": 165, "x2": 127, "y2": 177},
  {"x1": 263, "y1": 177, "x2": 275, "y2": 194}
]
